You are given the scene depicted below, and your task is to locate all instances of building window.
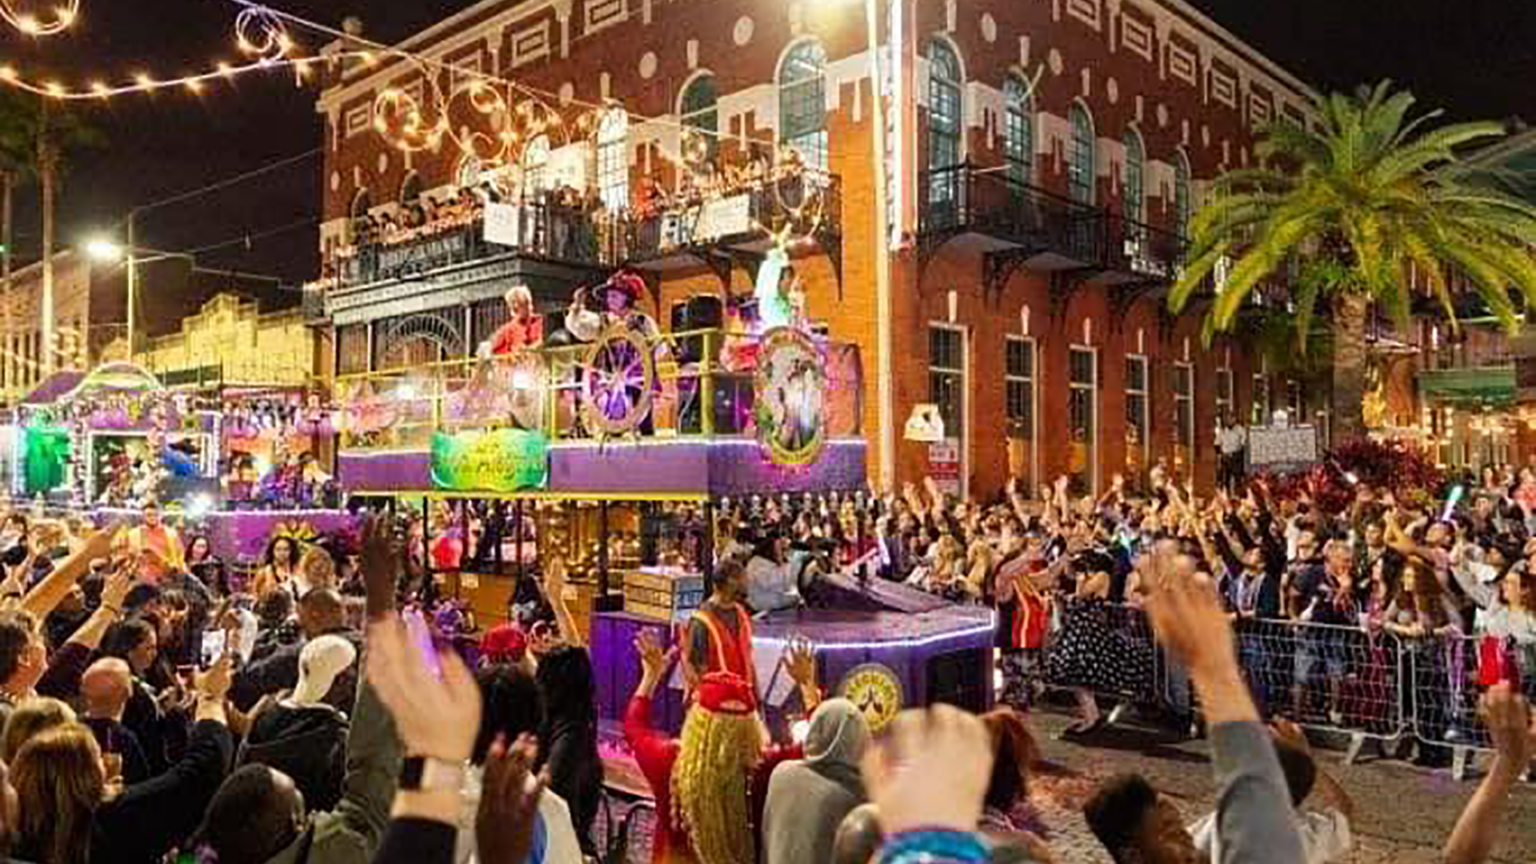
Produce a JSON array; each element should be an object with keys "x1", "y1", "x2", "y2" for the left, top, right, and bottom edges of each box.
[
  {"x1": 929, "y1": 326, "x2": 965, "y2": 443},
  {"x1": 927, "y1": 39, "x2": 964, "y2": 209},
  {"x1": 779, "y1": 40, "x2": 828, "y2": 172},
  {"x1": 1251, "y1": 372, "x2": 1270, "y2": 425},
  {"x1": 1005, "y1": 337, "x2": 1033, "y2": 438},
  {"x1": 1123, "y1": 129, "x2": 1144, "y2": 223},
  {"x1": 1287, "y1": 379, "x2": 1303, "y2": 419},
  {"x1": 1004, "y1": 76, "x2": 1033, "y2": 187},
  {"x1": 679, "y1": 73, "x2": 719, "y2": 163},
  {"x1": 1068, "y1": 103, "x2": 1095, "y2": 205},
  {"x1": 1069, "y1": 347, "x2": 1098, "y2": 495},
  {"x1": 1173, "y1": 362, "x2": 1195, "y2": 478},
  {"x1": 523, "y1": 134, "x2": 550, "y2": 197},
  {"x1": 1006, "y1": 336, "x2": 1035, "y2": 489},
  {"x1": 1215, "y1": 366, "x2": 1234, "y2": 425},
  {"x1": 1125, "y1": 354, "x2": 1149, "y2": 488},
  {"x1": 1175, "y1": 151, "x2": 1192, "y2": 239},
  {"x1": 596, "y1": 107, "x2": 629, "y2": 211}
]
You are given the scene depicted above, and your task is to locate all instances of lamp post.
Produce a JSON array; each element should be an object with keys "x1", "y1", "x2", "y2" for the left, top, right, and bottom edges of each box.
[{"x1": 84, "y1": 236, "x2": 195, "y2": 357}]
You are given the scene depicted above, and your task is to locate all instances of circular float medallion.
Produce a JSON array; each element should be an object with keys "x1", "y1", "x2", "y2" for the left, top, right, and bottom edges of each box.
[
  {"x1": 582, "y1": 324, "x2": 656, "y2": 436},
  {"x1": 838, "y1": 663, "x2": 903, "y2": 732},
  {"x1": 753, "y1": 327, "x2": 827, "y2": 466}
]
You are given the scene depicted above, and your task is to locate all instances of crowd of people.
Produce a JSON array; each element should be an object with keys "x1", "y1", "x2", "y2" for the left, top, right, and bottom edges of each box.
[
  {"x1": 0, "y1": 469, "x2": 1528, "y2": 864},
  {"x1": 710, "y1": 467, "x2": 1536, "y2": 772}
]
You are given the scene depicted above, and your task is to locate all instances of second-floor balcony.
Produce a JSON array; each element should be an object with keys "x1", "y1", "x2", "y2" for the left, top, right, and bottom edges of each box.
[
  {"x1": 918, "y1": 164, "x2": 1186, "y2": 288},
  {"x1": 324, "y1": 171, "x2": 843, "y2": 295}
]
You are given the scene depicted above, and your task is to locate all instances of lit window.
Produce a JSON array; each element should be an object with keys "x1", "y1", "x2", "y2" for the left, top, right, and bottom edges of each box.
[
  {"x1": 1003, "y1": 76, "x2": 1032, "y2": 186},
  {"x1": 779, "y1": 40, "x2": 828, "y2": 172},
  {"x1": 1068, "y1": 104, "x2": 1095, "y2": 205},
  {"x1": 679, "y1": 74, "x2": 719, "y2": 163},
  {"x1": 596, "y1": 108, "x2": 629, "y2": 211},
  {"x1": 523, "y1": 134, "x2": 550, "y2": 196}
]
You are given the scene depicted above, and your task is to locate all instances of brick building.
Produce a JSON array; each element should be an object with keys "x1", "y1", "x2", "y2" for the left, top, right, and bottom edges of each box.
[{"x1": 312, "y1": 0, "x2": 1317, "y2": 497}]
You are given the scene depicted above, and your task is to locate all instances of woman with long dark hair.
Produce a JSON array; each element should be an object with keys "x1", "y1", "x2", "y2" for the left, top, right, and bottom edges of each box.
[{"x1": 251, "y1": 536, "x2": 301, "y2": 600}]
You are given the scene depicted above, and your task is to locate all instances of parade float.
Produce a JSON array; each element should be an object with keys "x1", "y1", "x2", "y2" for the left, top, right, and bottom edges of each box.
[
  {"x1": 12, "y1": 362, "x2": 359, "y2": 566},
  {"x1": 332, "y1": 269, "x2": 993, "y2": 734}
]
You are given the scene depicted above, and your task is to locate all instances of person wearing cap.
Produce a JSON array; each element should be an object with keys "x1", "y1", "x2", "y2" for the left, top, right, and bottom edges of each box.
[
  {"x1": 236, "y1": 634, "x2": 359, "y2": 812},
  {"x1": 563, "y1": 271, "x2": 659, "y2": 344},
  {"x1": 625, "y1": 629, "x2": 820, "y2": 864}
]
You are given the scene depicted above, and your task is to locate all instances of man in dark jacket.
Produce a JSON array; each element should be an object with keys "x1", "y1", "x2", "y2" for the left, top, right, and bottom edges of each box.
[
  {"x1": 237, "y1": 635, "x2": 357, "y2": 812},
  {"x1": 79, "y1": 657, "x2": 153, "y2": 784},
  {"x1": 232, "y1": 588, "x2": 361, "y2": 713}
]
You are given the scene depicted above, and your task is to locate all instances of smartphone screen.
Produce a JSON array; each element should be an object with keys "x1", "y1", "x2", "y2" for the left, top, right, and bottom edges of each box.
[
  {"x1": 200, "y1": 629, "x2": 226, "y2": 668},
  {"x1": 402, "y1": 608, "x2": 442, "y2": 680}
]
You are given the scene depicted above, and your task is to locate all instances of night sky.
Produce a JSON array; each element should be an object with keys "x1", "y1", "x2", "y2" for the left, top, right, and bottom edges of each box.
[{"x1": 4, "y1": 0, "x2": 1532, "y2": 285}]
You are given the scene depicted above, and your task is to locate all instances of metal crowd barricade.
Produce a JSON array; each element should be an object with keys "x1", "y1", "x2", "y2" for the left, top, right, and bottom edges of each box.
[
  {"x1": 1234, "y1": 618, "x2": 1407, "y2": 743},
  {"x1": 1406, "y1": 634, "x2": 1536, "y2": 779}
]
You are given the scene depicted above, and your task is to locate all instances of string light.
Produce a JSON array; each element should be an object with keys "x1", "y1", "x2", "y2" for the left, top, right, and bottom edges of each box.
[{"x1": 1, "y1": 0, "x2": 79, "y2": 37}]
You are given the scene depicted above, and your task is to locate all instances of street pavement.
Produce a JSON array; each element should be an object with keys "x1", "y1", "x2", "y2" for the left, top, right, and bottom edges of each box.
[
  {"x1": 598, "y1": 707, "x2": 1536, "y2": 862},
  {"x1": 1027, "y1": 708, "x2": 1536, "y2": 864}
]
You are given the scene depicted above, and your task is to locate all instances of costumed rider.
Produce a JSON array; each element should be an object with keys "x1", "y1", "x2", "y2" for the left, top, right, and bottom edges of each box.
[
  {"x1": 478, "y1": 284, "x2": 544, "y2": 358},
  {"x1": 682, "y1": 556, "x2": 758, "y2": 699},
  {"x1": 563, "y1": 270, "x2": 660, "y2": 343}
]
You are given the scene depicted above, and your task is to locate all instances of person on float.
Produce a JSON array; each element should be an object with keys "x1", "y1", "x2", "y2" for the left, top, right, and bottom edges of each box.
[
  {"x1": 625, "y1": 627, "x2": 821, "y2": 864},
  {"x1": 125, "y1": 500, "x2": 185, "y2": 586},
  {"x1": 478, "y1": 284, "x2": 545, "y2": 358},
  {"x1": 563, "y1": 272, "x2": 665, "y2": 431},
  {"x1": 681, "y1": 557, "x2": 757, "y2": 698}
]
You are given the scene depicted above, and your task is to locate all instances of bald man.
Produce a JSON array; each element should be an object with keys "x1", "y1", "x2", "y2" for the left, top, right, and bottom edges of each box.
[
  {"x1": 231, "y1": 588, "x2": 360, "y2": 714},
  {"x1": 79, "y1": 657, "x2": 152, "y2": 783}
]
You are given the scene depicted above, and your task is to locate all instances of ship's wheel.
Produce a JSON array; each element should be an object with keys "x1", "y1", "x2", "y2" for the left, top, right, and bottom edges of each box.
[{"x1": 582, "y1": 324, "x2": 655, "y2": 436}]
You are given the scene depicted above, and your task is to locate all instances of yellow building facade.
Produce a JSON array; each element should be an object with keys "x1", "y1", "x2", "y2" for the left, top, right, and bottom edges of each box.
[{"x1": 135, "y1": 294, "x2": 319, "y2": 389}]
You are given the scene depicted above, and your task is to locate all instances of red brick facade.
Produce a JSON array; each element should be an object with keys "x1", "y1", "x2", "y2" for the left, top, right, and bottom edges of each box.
[{"x1": 316, "y1": 0, "x2": 1316, "y2": 498}]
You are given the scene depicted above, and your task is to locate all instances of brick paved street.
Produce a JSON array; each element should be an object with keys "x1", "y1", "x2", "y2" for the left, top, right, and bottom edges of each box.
[{"x1": 1026, "y1": 709, "x2": 1536, "y2": 864}]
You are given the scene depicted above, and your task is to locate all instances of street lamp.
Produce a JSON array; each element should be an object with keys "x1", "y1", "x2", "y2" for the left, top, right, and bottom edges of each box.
[{"x1": 82, "y1": 234, "x2": 195, "y2": 354}]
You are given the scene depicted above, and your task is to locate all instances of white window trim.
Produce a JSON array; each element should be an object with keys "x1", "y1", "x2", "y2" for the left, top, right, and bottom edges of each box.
[
  {"x1": 1125, "y1": 353, "x2": 1150, "y2": 473},
  {"x1": 1005, "y1": 335, "x2": 1037, "y2": 487},
  {"x1": 1069, "y1": 345, "x2": 1100, "y2": 495},
  {"x1": 929, "y1": 322, "x2": 969, "y2": 499}
]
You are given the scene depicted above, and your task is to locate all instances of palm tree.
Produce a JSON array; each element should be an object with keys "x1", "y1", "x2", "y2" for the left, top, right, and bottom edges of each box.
[
  {"x1": 1169, "y1": 81, "x2": 1536, "y2": 443},
  {"x1": 0, "y1": 89, "x2": 34, "y2": 394},
  {"x1": 0, "y1": 94, "x2": 101, "y2": 378}
]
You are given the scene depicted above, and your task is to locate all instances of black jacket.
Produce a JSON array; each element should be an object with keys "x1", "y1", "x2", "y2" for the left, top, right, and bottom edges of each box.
[
  {"x1": 239, "y1": 703, "x2": 350, "y2": 812},
  {"x1": 89, "y1": 719, "x2": 234, "y2": 864}
]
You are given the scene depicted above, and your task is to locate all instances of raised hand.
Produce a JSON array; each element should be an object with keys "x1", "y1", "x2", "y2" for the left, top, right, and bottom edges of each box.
[
  {"x1": 476, "y1": 734, "x2": 546, "y2": 864},
  {"x1": 367, "y1": 617, "x2": 481, "y2": 762},
  {"x1": 861, "y1": 706, "x2": 993, "y2": 834},
  {"x1": 784, "y1": 636, "x2": 817, "y2": 691},
  {"x1": 359, "y1": 515, "x2": 399, "y2": 620}
]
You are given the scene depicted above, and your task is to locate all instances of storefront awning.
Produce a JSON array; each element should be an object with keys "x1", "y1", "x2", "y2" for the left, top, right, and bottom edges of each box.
[{"x1": 1417, "y1": 365, "x2": 1517, "y2": 406}]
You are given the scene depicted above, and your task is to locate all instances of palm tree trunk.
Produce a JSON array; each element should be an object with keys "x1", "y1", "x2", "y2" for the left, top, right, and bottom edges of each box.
[
  {"x1": 40, "y1": 143, "x2": 54, "y2": 377},
  {"x1": 2, "y1": 170, "x2": 11, "y2": 397},
  {"x1": 1331, "y1": 291, "x2": 1369, "y2": 444}
]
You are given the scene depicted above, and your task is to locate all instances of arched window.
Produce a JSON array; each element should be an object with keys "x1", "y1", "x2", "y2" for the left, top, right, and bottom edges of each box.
[
  {"x1": 1068, "y1": 103, "x2": 1095, "y2": 205},
  {"x1": 399, "y1": 172, "x2": 423, "y2": 205},
  {"x1": 679, "y1": 73, "x2": 719, "y2": 163},
  {"x1": 778, "y1": 40, "x2": 828, "y2": 171},
  {"x1": 927, "y1": 40, "x2": 963, "y2": 174},
  {"x1": 1174, "y1": 151, "x2": 1193, "y2": 239},
  {"x1": 1122, "y1": 130, "x2": 1144, "y2": 224},
  {"x1": 523, "y1": 134, "x2": 551, "y2": 197},
  {"x1": 350, "y1": 189, "x2": 372, "y2": 220},
  {"x1": 595, "y1": 107, "x2": 629, "y2": 211},
  {"x1": 1003, "y1": 75, "x2": 1033, "y2": 187}
]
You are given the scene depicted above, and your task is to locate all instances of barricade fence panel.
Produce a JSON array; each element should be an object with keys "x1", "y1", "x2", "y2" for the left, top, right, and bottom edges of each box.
[{"x1": 1010, "y1": 601, "x2": 1536, "y2": 761}]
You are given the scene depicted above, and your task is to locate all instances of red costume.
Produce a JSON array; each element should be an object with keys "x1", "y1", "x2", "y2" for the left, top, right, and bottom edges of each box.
[
  {"x1": 486, "y1": 315, "x2": 544, "y2": 355},
  {"x1": 624, "y1": 674, "x2": 800, "y2": 864}
]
